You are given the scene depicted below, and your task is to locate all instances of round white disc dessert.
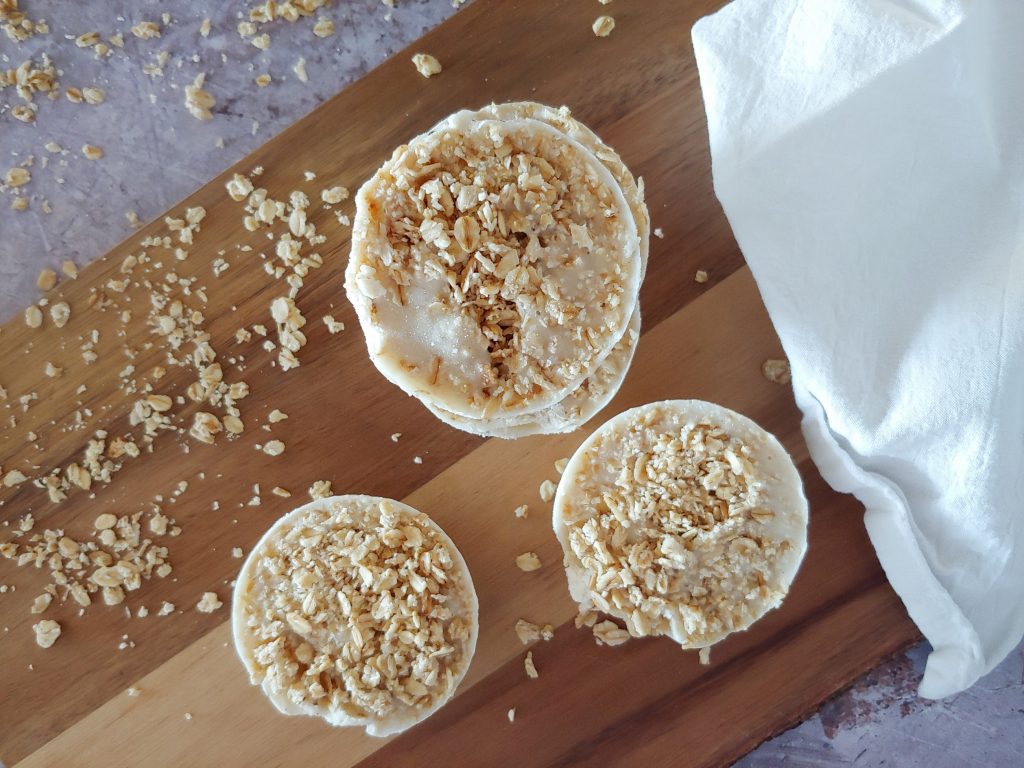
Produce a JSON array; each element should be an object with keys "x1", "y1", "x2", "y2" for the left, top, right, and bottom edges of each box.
[
  {"x1": 346, "y1": 113, "x2": 642, "y2": 420},
  {"x1": 552, "y1": 400, "x2": 808, "y2": 650},
  {"x1": 232, "y1": 495, "x2": 478, "y2": 737},
  {"x1": 424, "y1": 308, "x2": 641, "y2": 438}
]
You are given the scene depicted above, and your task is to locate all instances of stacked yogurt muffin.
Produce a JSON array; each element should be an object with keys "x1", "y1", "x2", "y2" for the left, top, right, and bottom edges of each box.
[{"x1": 346, "y1": 102, "x2": 649, "y2": 438}]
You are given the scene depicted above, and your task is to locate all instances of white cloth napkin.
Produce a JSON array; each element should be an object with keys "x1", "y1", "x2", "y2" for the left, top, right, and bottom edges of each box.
[{"x1": 692, "y1": 0, "x2": 1024, "y2": 698}]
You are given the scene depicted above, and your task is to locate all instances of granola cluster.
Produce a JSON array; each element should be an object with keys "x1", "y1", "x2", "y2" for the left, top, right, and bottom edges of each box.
[
  {"x1": 234, "y1": 496, "x2": 477, "y2": 735},
  {"x1": 554, "y1": 401, "x2": 808, "y2": 650}
]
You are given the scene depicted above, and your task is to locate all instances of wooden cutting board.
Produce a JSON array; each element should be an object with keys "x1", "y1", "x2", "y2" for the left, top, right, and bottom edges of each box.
[{"x1": 0, "y1": 0, "x2": 919, "y2": 765}]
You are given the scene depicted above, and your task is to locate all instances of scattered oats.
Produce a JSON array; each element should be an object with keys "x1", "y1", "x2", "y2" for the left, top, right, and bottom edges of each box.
[
  {"x1": 515, "y1": 619, "x2": 554, "y2": 644},
  {"x1": 413, "y1": 456, "x2": 423, "y2": 465},
  {"x1": 33, "y1": 619, "x2": 61, "y2": 648},
  {"x1": 524, "y1": 651, "x2": 538, "y2": 679},
  {"x1": 157, "y1": 601, "x2": 175, "y2": 616},
  {"x1": 36, "y1": 268, "x2": 57, "y2": 291},
  {"x1": 293, "y1": 58, "x2": 308, "y2": 83},
  {"x1": 762, "y1": 358, "x2": 791, "y2": 385},
  {"x1": 515, "y1": 552, "x2": 542, "y2": 572},
  {"x1": 30, "y1": 593, "x2": 52, "y2": 614},
  {"x1": 271, "y1": 486, "x2": 291, "y2": 497},
  {"x1": 184, "y1": 713, "x2": 193, "y2": 721},
  {"x1": 251, "y1": 32, "x2": 270, "y2": 49},
  {"x1": 593, "y1": 620, "x2": 631, "y2": 647},
  {"x1": 694, "y1": 269, "x2": 709, "y2": 284},
  {"x1": 13, "y1": 103, "x2": 38, "y2": 123},
  {"x1": 231, "y1": 547, "x2": 243, "y2": 559},
  {"x1": 653, "y1": 227, "x2": 665, "y2": 239},
  {"x1": 320, "y1": 185, "x2": 348, "y2": 204},
  {"x1": 61, "y1": 260, "x2": 78, "y2": 279},
  {"x1": 554, "y1": 457, "x2": 569, "y2": 475},
  {"x1": 44, "y1": 362, "x2": 62, "y2": 378},
  {"x1": 255, "y1": 73, "x2": 272, "y2": 88},
  {"x1": 81, "y1": 144, "x2": 104, "y2": 160},
  {"x1": 83, "y1": 87, "x2": 105, "y2": 105},
  {"x1": 322, "y1": 314, "x2": 345, "y2": 333},
  {"x1": 514, "y1": 504, "x2": 529, "y2": 519},
  {"x1": 196, "y1": 591, "x2": 223, "y2": 613},
  {"x1": 24, "y1": 306, "x2": 43, "y2": 328},
  {"x1": 131, "y1": 21, "x2": 161, "y2": 39},
  {"x1": 312, "y1": 17, "x2": 334, "y2": 37},
  {"x1": 699, "y1": 646, "x2": 711, "y2": 665},
  {"x1": 199, "y1": 18, "x2": 212, "y2": 37},
  {"x1": 185, "y1": 73, "x2": 216, "y2": 121},
  {"x1": 5, "y1": 167, "x2": 30, "y2": 187},
  {"x1": 303, "y1": 170, "x2": 316, "y2": 181},
  {"x1": 94, "y1": 513, "x2": 117, "y2": 530},
  {"x1": 592, "y1": 15, "x2": 615, "y2": 37},
  {"x1": 75, "y1": 31, "x2": 100, "y2": 47},
  {"x1": 390, "y1": 432, "x2": 402, "y2": 442},
  {"x1": 507, "y1": 707, "x2": 516, "y2": 723},
  {"x1": 222, "y1": 415, "x2": 244, "y2": 435},
  {"x1": 268, "y1": 409, "x2": 288, "y2": 423},
  {"x1": 12, "y1": 196, "x2": 28, "y2": 211},
  {"x1": 137, "y1": 606, "x2": 149, "y2": 618},
  {"x1": 127, "y1": 687, "x2": 141, "y2": 697},
  {"x1": 262, "y1": 439, "x2": 285, "y2": 457},
  {"x1": 412, "y1": 52, "x2": 442, "y2": 78},
  {"x1": 126, "y1": 210, "x2": 142, "y2": 228},
  {"x1": 308, "y1": 479, "x2": 332, "y2": 500},
  {"x1": 539, "y1": 479, "x2": 556, "y2": 503},
  {"x1": 49, "y1": 301, "x2": 70, "y2": 328}
]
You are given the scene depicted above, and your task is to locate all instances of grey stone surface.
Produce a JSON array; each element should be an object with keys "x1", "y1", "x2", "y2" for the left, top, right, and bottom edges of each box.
[{"x1": 0, "y1": 2, "x2": 1020, "y2": 765}]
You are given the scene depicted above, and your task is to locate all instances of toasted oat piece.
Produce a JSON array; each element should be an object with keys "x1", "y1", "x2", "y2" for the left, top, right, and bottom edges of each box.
[
  {"x1": 346, "y1": 110, "x2": 642, "y2": 423},
  {"x1": 425, "y1": 309, "x2": 640, "y2": 438},
  {"x1": 232, "y1": 495, "x2": 478, "y2": 737},
  {"x1": 553, "y1": 400, "x2": 808, "y2": 651}
]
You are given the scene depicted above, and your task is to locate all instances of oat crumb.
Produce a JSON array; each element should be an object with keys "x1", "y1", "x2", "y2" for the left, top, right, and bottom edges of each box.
[
  {"x1": 308, "y1": 479, "x2": 332, "y2": 500},
  {"x1": 507, "y1": 707, "x2": 516, "y2": 723},
  {"x1": 539, "y1": 479, "x2": 556, "y2": 503},
  {"x1": 262, "y1": 439, "x2": 285, "y2": 457},
  {"x1": 322, "y1": 314, "x2": 345, "y2": 334},
  {"x1": 524, "y1": 651, "x2": 539, "y2": 679},
  {"x1": 593, "y1": 15, "x2": 615, "y2": 37},
  {"x1": 513, "y1": 504, "x2": 529, "y2": 519},
  {"x1": 33, "y1": 619, "x2": 61, "y2": 648},
  {"x1": 698, "y1": 646, "x2": 711, "y2": 665},
  {"x1": 653, "y1": 227, "x2": 665, "y2": 239},
  {"x1": 515, "y1": 552, "x2": 541, "y2": 572},
  {"x1": 196, "y1": 591, "x2": 222, "y2": 613},
  {"x1": 762, "y1": 358, "x2": 791, "y2": 385},
  {"x1": 36, "y1": 268, "x2": 57, "y2": 291},
  {"x1": 694, "y1": 269, "x2": 709, "y2": 284},
  {"x1": 412, "y1": 53, "x2": 442, "y2": 78}
]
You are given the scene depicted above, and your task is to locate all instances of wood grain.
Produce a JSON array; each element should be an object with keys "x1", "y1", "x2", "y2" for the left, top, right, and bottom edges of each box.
[{"x1": 0, "y1": 0, "x2": 918, "y2": 766}]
